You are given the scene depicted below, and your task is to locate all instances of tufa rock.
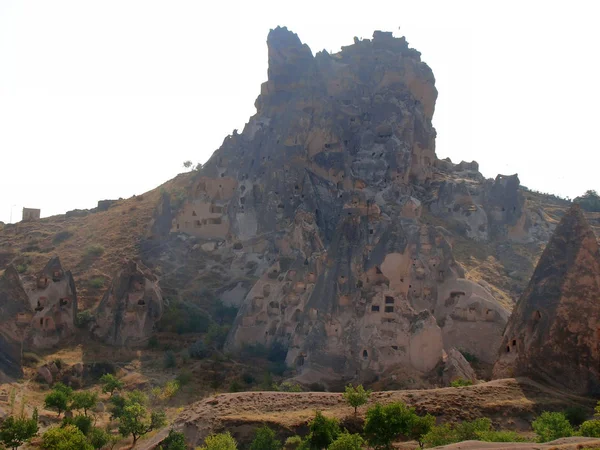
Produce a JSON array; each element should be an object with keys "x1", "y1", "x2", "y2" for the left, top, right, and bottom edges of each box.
[
  {"x1": 442, "y1": 348, "x2": 476, "y2": 385},
  {"x1": 93, "y1": 259, "x2": 163, "y2": 346},
  {"x1": 493, "y1": 205, "x2": 600, "y2": 394}
]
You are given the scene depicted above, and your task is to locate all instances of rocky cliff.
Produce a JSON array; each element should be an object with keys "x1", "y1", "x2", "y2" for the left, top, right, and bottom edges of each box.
[{"x1": 493, "y1": 205, "x2": 600, "y2": 394}]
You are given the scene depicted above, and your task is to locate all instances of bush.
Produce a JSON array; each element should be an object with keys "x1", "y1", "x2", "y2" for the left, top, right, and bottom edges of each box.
[
  {"x1": 188, "y1": 339, "x2": 209, "y2": 359},
  {"x1": 342, "y1": 384, "x2": 371, "y2": 415},
  {"x1": 229, "y1": 381, "x2": 242, "y2": 393},
  {"x1": 63, "y1": 414, "x2": 93, "y2": 436},
  {"x1": 274, "y1": 381, "x2": 302, "y2": 392},
  {"x1": 250, "y1": 426, "x2": 281, "y2": 450},
  {"x1": 159, "y1": 428, "x2": 187, "y2": 450},
  {"x1": 176, "y1": 369, "x2": 193, "y2": 386},
  {"x1": 53, "y1": 230, "x2": 73, "y2": 244},
  {"x1": 455, "y1": 417, "x2": 491, "y2": 441},
  {"x1": 364, "y1": 402, "x2": 414, "y2": 450},
  {"x1": 422, "y1": 423, "x2": 457, "y2": 448},
  {"x1": 532, "y1": 411, "x2": 573, "y2": 442},
  {"x1": 284, "y1": 435, "x2": 302, "y2": 450},
  {"x1": 328, "y1": 431, "x2": 364, "y2": 450},
  {"x1": 564, "y1": 406, "x2": 588, "y2": 427},
  {"x1": 303, "y1": 411, "x2": 340, "y2": 450},
  {"x1": 75, "y1": 310, "x2": 94, "y2": 328},
  {"x1": 42, "y1": 425, "x2": 93, "y2": 450},
  {"x1": 16, "y1": 264, "x2": 28, "y2": 274},
  {"x1": 579, "y1": 419, "x2": 600, "y2": 438},
  {"x1": 85, "y1": 245, "x2": 105, "y2": 257},
  {"x1": 88, "y1": 427, "x2": 112, "y2": 449},
  {"x1": 476, "y1": 430, "x2": 529, "y2": 442},
  {"x1": 88, "y1": 277, "x2": 104, "y2": 289},
  {"x1": 198, "y1": 432, "x2": 238, "y2": 450},
  {"x1": 450, "y1": 378, "x2": 473, "y2": 387},
  {"x1": 164, "y1": 350, "x2": 177, "y2": 369}
]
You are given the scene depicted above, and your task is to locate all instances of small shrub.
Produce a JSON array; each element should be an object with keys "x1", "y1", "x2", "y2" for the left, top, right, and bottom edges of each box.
[
  {"x1": 16, "y1": 264, "x2": 28, "y2": 274},
  {"x1": 176, "y1": 370, "x2": 192, "y2": 386},
  {"x1": 328, "y1": 431, "x2": 364, "y2": 450},
  {"x1": 304, "y1": 411, "x2": 340, "y2": 450},
  {"x1": 229, "y1": 381, "x2": 242, "y2": 393},
  {"x1": 579, "y1": 419, "x2": 600, "y2": 438},
  {"x1": 88, "y1": 277, "x2": 104, "y2": 289},
  {"x1": 532, "y1": 411, "x2": 573, "y2": 442},
  {"x1": 76, "y1": 310, "x2": 94, "y2": 328},
  {"x1": 85, "y1": 245, "x2": 105, "y2": 257},
  {"x1": 408, "y1": 414, "x2": 435, "y2": 449},
  {"x1": 564, "y1": 406, "x2": 588, "y2": 427},
  {"x1": 455, "y1": 418, "x2": 492, "y2": 441},
  {"x1": 284, "y1": 435, "x2": 302, "y2": 450},
  {"x1": 450, "y1": 378, "x2": 473, "y2": 387},
  {"x1": 198, "y1": 432, "x2": 237, "y2": 450},
  {"x1": 250, "y1": 425, "x2": 281, "y2": 450},
  {"x1": 423, "y1": 423, "x2": 457, "y2": 448},
  {"x1": 53, "y1": 230, "x2": 73, "y2": 244},
  {"x1": 164, "y1": 350, "x2": 177, "y2": 369},
  {"x1": 188, "y1": 339, "x2": 209, "y2": 359},
  {"x1": 476, "y1": 430, "x2": 529, "y2": 442},
  {"x1": 274, "y1": 381, "x2": 302, "y2": 392}
]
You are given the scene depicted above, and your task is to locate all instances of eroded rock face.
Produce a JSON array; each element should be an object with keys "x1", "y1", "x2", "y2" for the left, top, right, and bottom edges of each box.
[
  {"x1": 0, "y1": 266, "x2": 33, "y2": 379},
  {"x1": 493, "y1": 205, "x2": 600, "y2": 394},
  {"x1": 26, "y1": 257, "x2": 78, "y2": 349},
  {"x1": 442, "y1": 348, "x2": 476, "y2": 385},
  {"x1": 93, "y1": 259, "x2": 163, "y2": 346},
  {"x1": 164, "y1": 27, "x2": 509, "y2": 383}
]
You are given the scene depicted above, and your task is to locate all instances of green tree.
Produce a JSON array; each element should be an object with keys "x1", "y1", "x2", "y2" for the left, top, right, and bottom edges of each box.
[
  {"x1": 579, "y1": 420, "x2": 600, "y2": 438},
  {"x1": 455, "y1": 418, "x2": 491, "y2": 441},
  {"x1": 303, "y1": 411, "x2": 340, "y2": 450},
  {"x1": 0, "y1": 409, "x2": 39, "y2": 450},
  {"x1": 159, "y1": 428, "x2": 187, "y2": 450},
  {"x1": 88, "y1": 427, "x2": 112, "y2": 449},
  {"x1": 574, "y1": 190, "x2": 600, "y2": 212},
  {"x1": 327, "y1": 432, "x2": 364, "y2": 450},
  {"x1": 363, "y1": 402, "x2": 414, "y2": 450},
  {"x1": 407, "y1": 414, "x2": 435, "y2": 449},
  {"x1": 109, "y1": 390, "x2": 147, "y2": 420},
  {"x1": 63, "y1": 414, "x2": 92, "y2": 436},
  {"x1": 42, "y1": 424, "x2": 94, "y2": 450},
  {"x1": 532, "y1": 412, "x2": 573, "y2": 442},
  {"x1": 100, "y1": 374, "x2": 123, "y2": 396},
  {"x1": 250, "y1": 426, "x2": 281, "y2": 450},
  {"x1": 422, "y1": 423, "x2": 457, "y2": 448},
  {"x1": 44, "y1": 384, "x2": 73, "y2": 417},
  {"x1": 118, "y1": 402, "x2": 166, "y2": 444},
  {"x1": 71, "y1": 391, "x2": 98, "y2": 416},
  {"x1": 183, "y1": 160, "x2": 193, "y2": 169},
  {"x1": 198, "y1": 432, "x2": 238, "y2": 450},
  {"x1": 342, "y1": 385, "x2": 371, "y2": 415}
]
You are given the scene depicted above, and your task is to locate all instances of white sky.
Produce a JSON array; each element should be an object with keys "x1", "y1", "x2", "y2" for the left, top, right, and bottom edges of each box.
[{"x1": 1, "y1": 1, "x2": 598, "y2": 223}]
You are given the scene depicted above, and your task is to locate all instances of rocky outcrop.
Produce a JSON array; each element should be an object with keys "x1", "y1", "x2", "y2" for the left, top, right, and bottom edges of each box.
[
  {"x1": 26, "y1": 257, "x2": 78, "y2": 349},
  {"x1": 93, "y1": 259, "x2": 163, "y2": 346},
  {"x1": 442, "y1": 348, "x2": 476, "y2": 385},
  {"x1": 159, "y1": 27, "x2": 512, "y2": 383},
  {"x1": 0, "y1": 266, "x2": 33, "y2": 379},
  {"x1": 493, "y1": 205, "x2": 600, "y2": 394}
]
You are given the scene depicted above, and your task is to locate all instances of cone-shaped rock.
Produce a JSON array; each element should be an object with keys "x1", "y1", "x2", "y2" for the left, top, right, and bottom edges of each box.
[{"x1": 493, "y1": 205, "x2": 600, "y2": 394}]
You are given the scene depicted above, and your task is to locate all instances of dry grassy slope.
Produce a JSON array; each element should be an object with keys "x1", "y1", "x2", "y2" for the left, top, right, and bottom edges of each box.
[
  {"x1": 139, "y1": 377, "x2": 596, "y2": 450},
  {"x1": 0, "y1": 173, "x2": 193, "y2": 310}
]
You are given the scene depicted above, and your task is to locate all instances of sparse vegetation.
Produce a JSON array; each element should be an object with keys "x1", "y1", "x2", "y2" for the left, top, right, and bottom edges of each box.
[
  {"x1": 450, "y1": 378, "x2": 473, "y2": 387},
  {"x1": 85, "y1": 244, "x2": 105, "y2": 257},
  {"x1": 53, "y1": 230, "x2": 73, "y2": 244},
  {"x1": 75, "y1": 310, "x2": 94, "y2": 328},
  {"x1": 16, "y1": 264, "x2": 28, "y2": 274},
  {"x1": 88, "y1": 276, "x2": 104, "y2": 289}
]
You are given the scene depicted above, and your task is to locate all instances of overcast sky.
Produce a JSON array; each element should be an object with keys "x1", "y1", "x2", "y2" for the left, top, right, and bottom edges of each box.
[{"x1": 1, "y1": 1, "x2": 598, "y2": 223}]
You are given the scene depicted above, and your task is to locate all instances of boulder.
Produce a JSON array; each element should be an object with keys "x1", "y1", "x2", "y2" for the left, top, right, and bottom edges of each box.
[
  {"x1": 443, "y1": 348, "x2": 476, "y2": 385},
  {"x1": 37, "y1": 366, "x2": 53, "y2": 384}
]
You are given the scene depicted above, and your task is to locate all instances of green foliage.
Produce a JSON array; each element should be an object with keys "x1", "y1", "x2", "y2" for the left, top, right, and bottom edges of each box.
[
  {"x1": 303, "y1": 411, "x2": 340, "y2": 450},
  {"x1": 574, "y1": 190, "x2": 600, "y2": 212},
  {"x1": 118, "y1": 402, "x2": 167, "y2": 444},
  {"x1": 422, "y1": 418, "x2": 493, "y2": 447},
  {"x1": 458, "y1": 350, "x2": 479, "y2": 364},
  {"x1": 85, "y1": 245, "x2": 104, "y2": 257},
  {"x1": 71, "y1": 391, "x2": 98, "y2": 416},
  {"x1": 250, "y1": 425, "x2": 281, "y2": 450},
  {"x1": 198, "y1": 432, "x2": 238, "y2": 450},
  {"x1": 188, "y1": 339, "x2": 209, "y2": 359},
  {"x1": 53, "y1": 230, "x2": 73, "y2": 244},
  {"x1": 164, "y1": 350, "x2": 177, "y2": 369},
  {"x1": 158, "y1": 300, "x2": 211, "y2": 334},
  {"x1": 87, "y1": 427, "x2": 112, "y2": 449},
  {"x1": 88, "y1": 277, "x2": 104, "y2": 289},
  {"x1": 364, "y1": 402, "x2": 414, "y2": 450},
  {"x1": 75, "y1": 310, "x2": 94, "y2": 328},
  {"x1": 450, "y1": 378, "x2": 473, "y2": 387},
  {"x1": 407, "y1": 414, "x2": 435, "y2": 448},
  {"x1": 422, "y1": 423, "x2": 456, "y2": 448},
  {"x1": 44, "y1": 383, "x2": 73, "y2": 417},
  {"x1": 204, "y1": 324, "x2": 230, "y2": 349},
  {"x1": 42, "y1": 424, "x2": 93, "y2": 450},
  {"x1": 109, "y1": 390, "x2": 147, "y2": 420},
  {"x1": 532, "y1": 412, "x2": 573, "y2": 442},
  {"x1": 274, "y1": 381, "x2": 302, "y2": 392},
  {"x1": 63, "y1": 414, "x2": 92, "y2": 436},
  {"x1": 327, "y1": 432, "x2": 364, "y2": 450},
  {"x1": 475, "y1": 430, "x2": 529, "y2": 442},
  {"x1": 159, "y1": 428, "x2": 187, "y2": 450},
  {"x1": 0, "y1": 409, "x2": 39, "y2": 450},
  {"x1": 455, "y1": 417, "x2": 491, "y2": 441},
  {"x1": 342, "y1": 384, "x2": 371, "y2": 415},
  {"x1": 100, "y1": 373, "x2": 123, "y2": 396},
  {"x1": 579, "y1": 419, "x2": 600, "y2": 438},
  {"x1": 284, "y1": 435, "x2": 302, "y2": 450},
  {"x1": 16, "y1": 264, "x2": 28, "y2": 274}
]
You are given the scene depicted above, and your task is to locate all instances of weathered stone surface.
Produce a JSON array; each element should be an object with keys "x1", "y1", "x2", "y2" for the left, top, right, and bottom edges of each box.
[
  {"x1": 26, "y1": 257, "x2": 78, "y2": 350},
  {"x1": 493, "y1": 205, "x2": 600, "y2": 394},
  {"x1": 0, "y1": 265, "x2": 33, "y2": 379},
  {"x1": 442, "y1": 348, "x2": 476, "y2": 385},
  {"x1": 92, "y1": 259, "x2": 163, "y2": 346},
  {"x1": 37, "y1": 365, "x2": 53, "y2": 384}
]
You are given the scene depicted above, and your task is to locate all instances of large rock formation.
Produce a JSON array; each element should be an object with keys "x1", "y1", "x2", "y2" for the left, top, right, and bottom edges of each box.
[
  {"x1": 493, "y1": 205, "x2": 600, "y2": 394},
  {"x1": 26, "y1": 257, "x2": 78, "y2": 349},
  {"x1": 162, "y1": 27, "x2": 516, "y2": 383},
  {"x1": 0, "y1": 266, "x2": 33, "y2": 379},
  {"x1": 92, "y1": 259, "x2": 163, "y2": 346}
]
